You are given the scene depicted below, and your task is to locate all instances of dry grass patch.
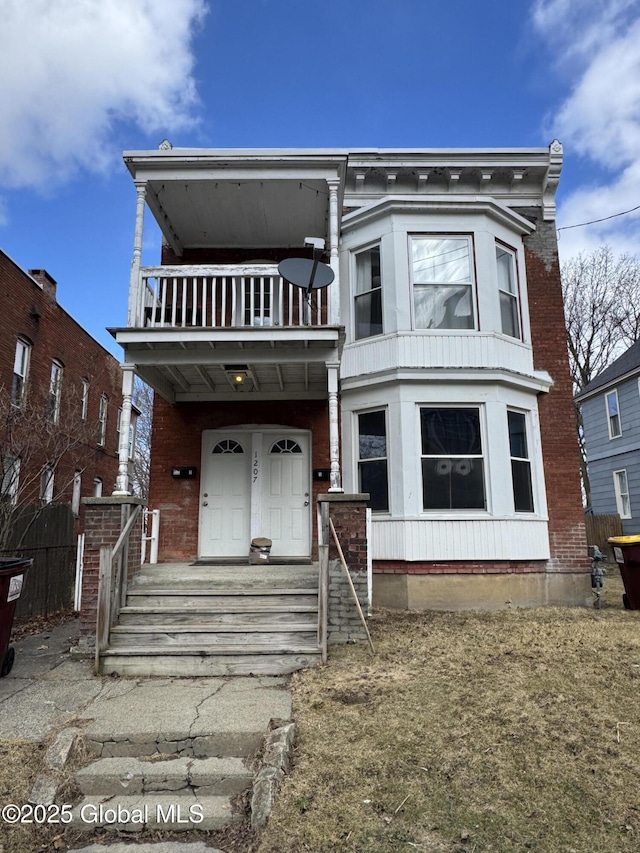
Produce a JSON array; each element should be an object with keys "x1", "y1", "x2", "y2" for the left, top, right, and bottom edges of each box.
[{"x1": 259, "y1": 568, "x2": 640, "y2": 853}]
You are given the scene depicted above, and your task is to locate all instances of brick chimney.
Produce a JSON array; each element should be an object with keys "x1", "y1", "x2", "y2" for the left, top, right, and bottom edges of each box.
[{"x1": 29, "y1": 269, "x2": 57, "y2": 302}]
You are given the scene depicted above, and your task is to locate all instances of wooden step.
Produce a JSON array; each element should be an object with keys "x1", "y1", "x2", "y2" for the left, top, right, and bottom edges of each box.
[
  {"x1": 126, "y1": 591, "x2": 318, "y2": 609},
  {"x1": 109, "y1": 628, "x2": 318, "y2": 646},
  {"x1": 118, "y1": 607, "x2": 318, "y2": 626}
]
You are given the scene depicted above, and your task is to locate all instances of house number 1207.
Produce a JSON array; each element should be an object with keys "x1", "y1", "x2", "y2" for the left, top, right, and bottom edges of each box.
[{"x1": 253, "y1": 451, "x2": 259, "y2": 483}]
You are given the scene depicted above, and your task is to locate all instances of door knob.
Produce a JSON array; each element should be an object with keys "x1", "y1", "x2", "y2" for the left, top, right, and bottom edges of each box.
[
  {"x1": 203, "y1": 501, "x2": 208, "y2": 506},
  {"x1": 304, "y1": 500, "x2": 309, "y2": 506}
]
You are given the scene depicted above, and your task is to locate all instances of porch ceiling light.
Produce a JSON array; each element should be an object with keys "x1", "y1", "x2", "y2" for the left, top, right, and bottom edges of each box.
[{"x1": 223, "y1": 364, "x2": 254, "y2": 391}]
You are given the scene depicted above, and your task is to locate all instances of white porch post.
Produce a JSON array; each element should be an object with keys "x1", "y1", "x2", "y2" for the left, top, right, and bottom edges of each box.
[
  {"x1": 113, "y1": 365, "x2": 135, "y2": 495},
  {"x1": 127, "y1": 182, "x2": 147, "y2": 327},
  {"x1": 327, "y1": 362, "x2": 343, "y2": 492},
  {"x1": 327, "y1": 179, "x2": 341, "y2": 325}
]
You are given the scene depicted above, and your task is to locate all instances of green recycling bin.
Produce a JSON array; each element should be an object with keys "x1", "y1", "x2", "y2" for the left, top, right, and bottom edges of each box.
[
  {"x1": 0, "y1": 557, "x2": 31, "y2": 676},
  {"x1": 608, "y1": 535, "x2": 640, "y2": 610}
]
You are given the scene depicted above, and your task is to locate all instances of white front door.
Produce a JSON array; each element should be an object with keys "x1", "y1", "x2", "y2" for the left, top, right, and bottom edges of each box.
[
  {"x1": 199, "y1": 429, "x2": 310, "y2": 559},
  {"x1": 199, "y1": 434, "x2": 251, "y2": 558}
]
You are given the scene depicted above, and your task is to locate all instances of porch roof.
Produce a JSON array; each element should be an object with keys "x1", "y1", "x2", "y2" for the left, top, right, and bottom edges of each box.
[
  {"x1": 110, "y1": 325, "x2": 343, "y2": 403},
  {"x1": 123, "y1": 149, "x2": 348, "y2": 253}
]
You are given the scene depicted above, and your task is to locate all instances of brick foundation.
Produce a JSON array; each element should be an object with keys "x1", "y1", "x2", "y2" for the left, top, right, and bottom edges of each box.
[{"x1": 319, "y1": 494, "x2": 370, "y2": 644}]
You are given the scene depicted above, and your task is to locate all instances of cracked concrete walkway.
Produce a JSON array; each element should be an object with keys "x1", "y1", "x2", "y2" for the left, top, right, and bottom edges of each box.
[{"x1": 0, "y1": 619, "x2": 291, "y2": 747}]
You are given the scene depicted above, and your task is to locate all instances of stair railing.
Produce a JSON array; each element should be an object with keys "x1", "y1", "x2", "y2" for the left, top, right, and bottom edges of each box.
[{"x1": 95, "y1": 504, "x2": 143, "y2": 674}]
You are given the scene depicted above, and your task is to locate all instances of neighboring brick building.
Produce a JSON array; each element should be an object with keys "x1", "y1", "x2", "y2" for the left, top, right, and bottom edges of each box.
[
  {"x1": 0, "y1": 249, "x2": 122, "y2": 526},
  {"x1": 110, "y1": 140, "x2": 590, "y2": 610}
]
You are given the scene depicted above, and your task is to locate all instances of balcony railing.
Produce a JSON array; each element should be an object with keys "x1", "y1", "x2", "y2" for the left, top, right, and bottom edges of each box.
[{"x1": 131, "y1": 264, "x2": 329, "y2": 329}]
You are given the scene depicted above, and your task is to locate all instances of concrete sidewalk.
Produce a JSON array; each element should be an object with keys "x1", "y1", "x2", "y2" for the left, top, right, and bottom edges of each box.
[
  {"x1": 0, "y1": 618, "x2": 291, "y2": 743},
  {"x1": 0, "y1": 617, "x2": 293, "y2": 851}
]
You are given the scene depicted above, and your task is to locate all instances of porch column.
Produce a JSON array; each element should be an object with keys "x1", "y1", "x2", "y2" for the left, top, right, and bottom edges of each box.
[
  {"x1": 327, "y1": 362, "x2": 343, "y2": 492},
  {"x1": 327, "y1": 179, "x2": 341, "y2": 325},
  {"x1": 127, "y1": 182, "x2": 147, "y2": 326},
  {"x1": 113, "y1": 365, "x2": 135, "y2": 495}
]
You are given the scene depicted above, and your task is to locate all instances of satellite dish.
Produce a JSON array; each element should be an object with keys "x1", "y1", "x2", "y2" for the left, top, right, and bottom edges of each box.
[{"x1": 278, "y1": 258, "x2": 335, "y2": 295}]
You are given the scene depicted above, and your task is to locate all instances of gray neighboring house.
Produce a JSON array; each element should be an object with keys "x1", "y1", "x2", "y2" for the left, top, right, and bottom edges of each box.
[{"x1": 576, "y1": 339, "x2": 640, "y2": 535}]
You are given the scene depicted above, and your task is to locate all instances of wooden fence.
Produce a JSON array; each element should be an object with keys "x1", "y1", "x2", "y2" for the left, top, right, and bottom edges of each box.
[
  {"x1": 584, "y1": 512, "x2": 623, "y2": 559},
  {"x1": 1, "y1": 504, "x2": 76, "y2": 618}
]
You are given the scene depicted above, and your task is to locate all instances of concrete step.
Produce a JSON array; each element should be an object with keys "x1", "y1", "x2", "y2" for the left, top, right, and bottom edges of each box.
[
  {"x1": 118, "y1": 607, "x2": 318, "y2": 626},
  {"x1": 76, "y1": 755, "x2": 252, "y2": 797},
  {"x1": 71, "y1": 793, "x2": 237, "y2": 831},
  {"x1": 109, "y1": 626, "x2": 318, "y2": 646},
  {"x1": 99, "y1": 646, "x2": 322, "y2": 677}
]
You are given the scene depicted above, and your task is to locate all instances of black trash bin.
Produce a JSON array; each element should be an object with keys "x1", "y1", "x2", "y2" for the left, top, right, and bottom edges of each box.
[
  {"x1": 0, "y1": 557, "x2": 31, "y2": 676},
  {"x1": 608, "y1": 535, "x2": 640, "y2": 609}
]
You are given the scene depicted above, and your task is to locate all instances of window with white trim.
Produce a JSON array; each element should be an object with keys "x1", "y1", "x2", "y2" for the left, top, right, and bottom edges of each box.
[
  {"x1": 72, "y1": 471, "x2": 82, "y2": 516},
  {"x1": 354, "y1": 245, "x2": 383, "y2": 340},
  {"x1": 93, "y1": 477, "x2": 103, "y2": 497},
  {"x1": 11, "y1": 338, "x2": 30, "y2": 407},
  {"x1": 508, "y1": 410, "x2": 534, "y2": 512},
  {"x1": 81, "y1": 378, "x2": 89, "y2": 421},
  {"x1": 613, "y1": 469, "x2": 631, "y2": 519},
  {"x1": 411, "y1": 236, "x2": 475, "y2": 330},
  {"x1": 496, "y1": 244, "x2": 521, "y2": 339},
  {"x1": 47, "y1": 360, "x2": 63, "y2": 424},
  {"x1": 98, "y1": 395, "x2": 108, "y2": 446},
  {"x1": 40, "y1": 464, "x2": 54, "y2": 504},
  {"x1": 358, "y1": 410, "x2": 389, "y2": 512},
  {"x1": 1, "y1": 456, "x2": 21, "y2": 505},
  {"x1": 605, "y1": 390, "x2": 622, "y2": 439},
  {"x1": 420, "y1": 408, "x2": 485, "y2": 510}
]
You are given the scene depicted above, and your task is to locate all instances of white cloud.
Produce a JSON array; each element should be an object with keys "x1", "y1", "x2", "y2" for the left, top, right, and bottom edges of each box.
[
  {"x1": 0, "y1": 0, "x2": 207, "y2": 190},
  {"x1": 533, "y1": 0, "x2": 640, "y2": 259}
]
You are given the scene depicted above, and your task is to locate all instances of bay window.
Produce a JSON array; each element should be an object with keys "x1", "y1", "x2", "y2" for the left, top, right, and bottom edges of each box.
[
  {"x1": 421, "y1": 408, "x2": 485, "y2": 510},
  {"x1": 411, "y1": 236, "x2": 475, "y2": 330},
  {"x1": 354, "y1": 245, "x2": 383, "y2": 339},
  {"x1": 508, "y1": 410, "x2": 534, "y2": 512},
  {"x1": 358, "y1": 410, "x2": 389, "y2": 511},
  {"x1": 496, "y1": 244, "x2": 521, "y2": 339}
]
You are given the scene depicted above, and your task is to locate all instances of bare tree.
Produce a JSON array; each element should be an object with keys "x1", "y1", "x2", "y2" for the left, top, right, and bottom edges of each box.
[
  {"x1": 562, "y1": 246, "x2": 640, "y2": 504},
  {"x1": 131, "y1": 378, "x2": 153, "y2": 500},
  {"x1": 0, "y1": 382, "x2": 102, "y2": 552}
]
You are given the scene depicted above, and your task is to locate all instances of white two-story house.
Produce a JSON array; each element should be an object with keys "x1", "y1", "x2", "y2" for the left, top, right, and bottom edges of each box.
[{"x1": 110, "y1": 141, "x2": 590, "y2": 611}]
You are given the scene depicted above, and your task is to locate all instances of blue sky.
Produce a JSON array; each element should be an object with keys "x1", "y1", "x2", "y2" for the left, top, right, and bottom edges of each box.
[{"x1": 1, "y1": 0, "x2": 639, "y2": 356}]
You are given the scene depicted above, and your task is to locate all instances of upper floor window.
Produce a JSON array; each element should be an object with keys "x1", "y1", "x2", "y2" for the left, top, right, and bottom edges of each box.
[
  {"x1": 358, "y1": 410, "x2": 389, "y2": 512},
  {"x1": 81, "y1": 378, "x2": 89, "y2": 421},
  {"x1": 47, "y1": 360, "x2": 63, "y2": 424},
  {"x1": 1, "y1": 456, "x2": 21, "y2": 506},
  {"x1": 421, "y1": 407, "x2": 485, "y2": 510},
  {"x1": 11, "y1": 338, "x2": 31, "y2": 407},
  {"x1": 496, "y1": 244, "x2": 521, "y2": 340},
  {"x1": 354, "y1": 245, "x2": 383, "y2": 340},
  {"x1": 40, "y1": 464, "x2": 54, "y2": 504},
  {"x1": 411, "y1": 236, "x2": 475, "y2": 330},
  {"x1": 72, "y1": 471, "x2": 82, "y2": 516},
  {"x1": 605, "y1": 390, "x2": 622, "y2": 439},
  {"x1": 98, "y1": 394, "x2": 108, "y2": 446},
  {"x1": 613, "y1": 469, "x2": 631, "y2": 519},
  {"x1": 508, "y1": 410, "x2": 534, "y2": 512}
]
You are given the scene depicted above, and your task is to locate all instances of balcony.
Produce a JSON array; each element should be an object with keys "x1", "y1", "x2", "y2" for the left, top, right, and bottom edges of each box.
[{"x1": 130, "y1": 264, "x2": 330, "y2": 330}]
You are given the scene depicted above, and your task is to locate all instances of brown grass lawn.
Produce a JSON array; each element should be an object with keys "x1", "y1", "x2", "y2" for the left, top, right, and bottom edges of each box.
[{"x1": 258, "y1": 566, "x2": 640, "y2": 853}]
